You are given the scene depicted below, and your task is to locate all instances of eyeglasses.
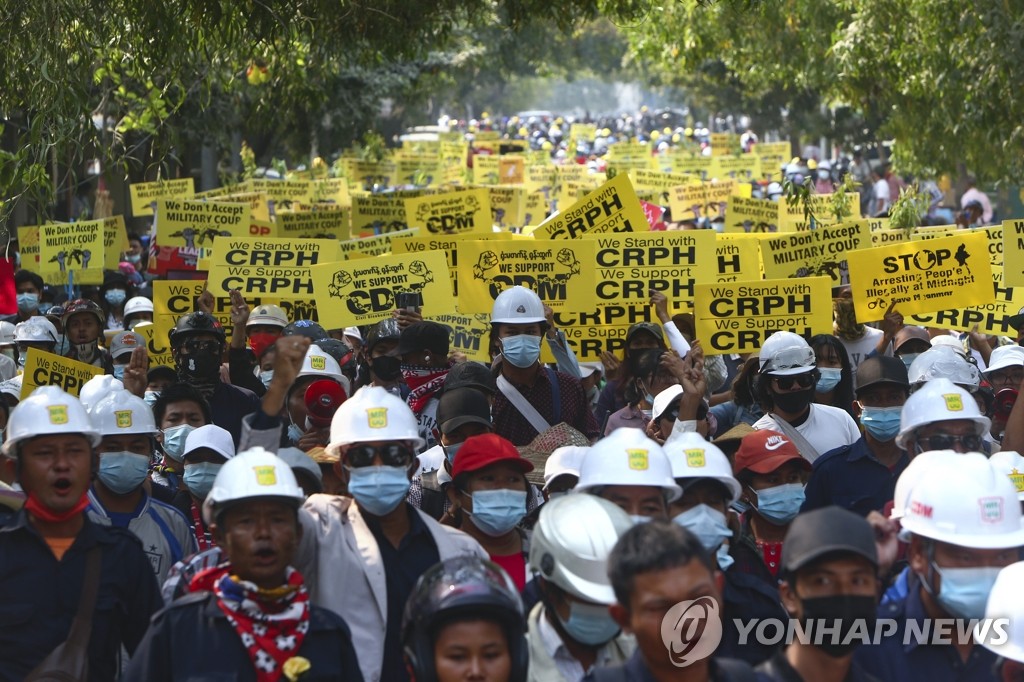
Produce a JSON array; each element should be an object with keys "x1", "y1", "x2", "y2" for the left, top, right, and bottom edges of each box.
[
  {"x1": 345, "y1": 443, "x2": 415, "y2": 468},
  {"x1": 989, "y1": 370, "x2": 1024, "y2": 388},
  {"x1": 916, "y1": 433, "x2": 983, "y2": 452},
  {"x1": 772, "y1": 372, "x2": 817, "y2": 391}
]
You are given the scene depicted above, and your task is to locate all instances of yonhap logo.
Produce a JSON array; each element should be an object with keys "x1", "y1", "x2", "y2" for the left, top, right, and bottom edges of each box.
[{"x1": 660, "y1": 596, "x2": 723, "y2": 667}]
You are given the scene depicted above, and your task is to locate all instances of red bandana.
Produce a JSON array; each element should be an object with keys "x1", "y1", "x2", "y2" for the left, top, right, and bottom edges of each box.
[
  {"x1": 25, "y1": 492, "x2": 90, "y2": 524},
  {"x1": 402, "y1": 366, "x2": 450, "y2": 414},
  {"x1": 193, "y1": 565, "x2": 311, "y2": 682}
]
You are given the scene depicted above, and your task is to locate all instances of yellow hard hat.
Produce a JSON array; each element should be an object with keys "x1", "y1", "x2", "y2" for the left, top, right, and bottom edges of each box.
[
  {"x1": 684, "y1": 128, "x2": 694, "y2": 136},
  {"x1": 542, "y1": 141, "x2": 553, "y2": 150},
  {"x1": 663, "y1": 127, "x2": 672, "y2": 135},
  {"x1": 601, "y1": 128, "x2": 612, "y2": 137},
  {"x1": 807, "y1": 159, "x2": 818, "y2": 170},
  {"x1": 650, "y1": 130, "x2": 661, "y2": 141}
]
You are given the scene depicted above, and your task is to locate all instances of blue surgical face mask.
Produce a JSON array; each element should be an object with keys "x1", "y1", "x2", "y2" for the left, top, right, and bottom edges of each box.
[
  {"x1": 104, "y1": 289, "x2": 127, "y2": 306},
  {"x1": 259, "y1": 370, "x2": 274, "y2": 389},
  {"x1": 501, "y1": 334, "x2": 542, "y2": 369},
  {"x1": 112, "y1": 365, "x2": 126, "y2": 380},
  {"x1": 183, "y1": 461, "x2": 222, "y2": 499},
  {"x1": 753, "y1": 483, "x2": 805, "y2": 525},
  {"x1": 16, "y1": 292, "x2": 38, "y2": 313},
  {"x1": 55, "y1": 334, "x2": 71, "y2": 357},
  {"x1": 815, "y1": 367, "x2": 842, "y2": 393},
  {"x1": 162, "y1": 424, "x2": 196, "y2": 462},
  {"x1": 716, "y1": 543, "x2": 735, "y2": 571},
  {"x1": 347, "y1": 465, "x2": 410, "y2": 516},
  {"x1": 287, "y1": 423, "x2": 303, "y2": 445},
  {"x1": 558, "y1": 599, "x2": 620, "y2": 646},
  {"x1": 143, "y1": 390, "x2": 160, "y2": 407},
  {"x1": 672, "y1": 503, "x2": 733, "y2": 551},
  {"x1": 97, "y1": 451, "x2": 151, "y2": 495},
  {"x1": 466, "y1": 488, "x2": 527, "y2": 536},
  {"x1": 931, "y1": 564, "x2": 1001, "y2": 620},
  {"x1": 900, "y1": 353, "x2": 921, "y2": 371},
  {"x1": 859, "y1": 405, "x2": 903, "y2": 442},
  {"x1": 444, "y1": 441, "x2": 464, "y2": 465}
]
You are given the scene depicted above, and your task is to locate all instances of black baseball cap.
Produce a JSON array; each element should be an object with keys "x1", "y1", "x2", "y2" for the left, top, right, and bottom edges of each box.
[
  {"x1": 436, "y1": 388, "x2": 492, "y2": 435},
  {"x1": 626, "y1": 322, "x2": 664, "y2": 344},
  {"x1": 781, "y1": 507, "x2": 878, "y2": 576},
  {"x1": 147, "y1": 365, "x2": 177, "y2": 383},
  {"x1": 1007, "y1": 306, "x2": 1024, "y2": 331},
  {"x1": 854, "y1": 356, "x2": 909, "y2": 395},
  {"x1": 396, "y1": 321, "x2": 450, "y2": 357},
  {"x1": 444, "y1": 361, "x2": 497, "y2": 395}
]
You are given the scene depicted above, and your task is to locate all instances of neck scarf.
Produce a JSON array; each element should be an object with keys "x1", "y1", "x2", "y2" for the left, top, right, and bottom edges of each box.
[
  {"x1": 402, "y1": 365, "x2": 450, "y2": 414},
  {"x1": 25, "y1": 492, "x2": 90, "y2": 524},
  {"x1": 192, "y1": 565, "x2": 311, "y2": 682},
  {"x1": 190, "y1": 500, "x2": 213, "y2": 551}
]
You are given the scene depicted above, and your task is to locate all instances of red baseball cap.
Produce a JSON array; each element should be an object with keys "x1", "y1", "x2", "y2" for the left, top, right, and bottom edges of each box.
[
  {"x1": 451, "y1": 433, "x2": 535, "y2": 479},
  {"x1": 733, "y1": 429, "x2": 811, "y2": 476}
]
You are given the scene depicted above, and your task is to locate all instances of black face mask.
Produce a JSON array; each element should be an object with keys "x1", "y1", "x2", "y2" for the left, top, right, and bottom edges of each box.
[
  {"x1": 799, "y1": 594, "x2": 877, "y2": 658},
  {"x1": 772, "y1": 387, "x2": 815, "y2": 414},
  {"x1": 177, "y1": 352, "x2": 221, "y2": 379},
  {"x1": 371, "y1": 355, "x2": 402, "y2": 381}
]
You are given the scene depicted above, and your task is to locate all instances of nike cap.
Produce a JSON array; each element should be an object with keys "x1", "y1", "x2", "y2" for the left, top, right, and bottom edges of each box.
[{"x1": 733, "y1": 429, "x2": 811, "y2": 476}]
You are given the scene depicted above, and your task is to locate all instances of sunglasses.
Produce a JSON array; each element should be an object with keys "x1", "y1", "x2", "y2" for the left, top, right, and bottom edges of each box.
[
  {"x1": 772, "y1": 372, "x2": 817, "y2": 391},
  {"x1": 917, "y1": 433, "x2": 983, "y2": 452},
  {"x1": 184, "y1": 339, "x2": 222, "y2": 354},
  {"x1": 345, "y1": 443, "x2": 415, "y2": 468}
]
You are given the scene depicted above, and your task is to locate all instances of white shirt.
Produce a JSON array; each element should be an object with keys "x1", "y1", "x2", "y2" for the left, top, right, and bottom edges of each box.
[
  {"x1": 872, "y1": 178, "x2": 891, "y2": 213},
  {"x1": 534, "y1": 606, "x2": 624, "y2": 681},
  {"x1": 753, "y1": 404, "x2": 861, "y2": 462},
  {"x1": 839, "y1": 326, "x2": 887, "y2": 375}
]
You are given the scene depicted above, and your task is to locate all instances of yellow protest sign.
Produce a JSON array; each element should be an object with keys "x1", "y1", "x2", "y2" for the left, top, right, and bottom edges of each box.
[
  {"x1": 129, "y1": 178, "x2": 195, "y2": 217},
  {"x1": 489, "y1": 186, "x2": 526, "y2": 229},
  {"x1": 426, "y1": 313, "x2": 493, "y2": 362},
  {"x1": 125, "y1": 322, "x2": 170, "y2": 368},
  {"x1": 20, "y1": 349, "x2": 104, "y2": 399},
  {"x1": 725, "y1": 196, "x2": 779, "y2": 233},
  {"x1": 847, "y1": 231, "x2": 994, "y2": 321},
  {"x1": 39, "y1": 220, "x2": 105, "y2": 277},
  {"x1": 665, "y1": 152, "x2": 713, "y2": 179},
  {"x1": 456, "y1": 239, "x2": 598, "y2": 314},
  {"x1": 709, "y1": 155, "x2": 761, "y2": 181},
  {"x1": 392, "y1": 232, "x2": 512, "y2": 297},
  {"x1": 524, "y1": 165, "x2": 555, "y2": 195},
  {"x1": 276, "y1": 210, "x2": 351, "y2": 240},
  {"x1": 498, "y1": 157, "x2": 525, "y2": 185},
  {"x1": 536, "y1": 174, "x2": 648, "y2": 240},
  {"x1": 710, "y1": 132, "x2": 739, "y2": 156},
  {"x1": 395, "y1": 155, "x2": 442, "y2": 188},
  {"x1": 761, "y1": 222, "x2": 870, "y2": 286},
  {"x1": 668, "y1": 180, "x2": 736, "y2": 222},
  {"x1": 714, "y1": 235, "x2": 762, "y2": 282},
  {"x1": 1003, "y1": 220, "x2": 1024, "y2": 287},
  {"x1": 102, "y1": 216, "x2": 130, "y2": 268},
  {"x1": 583, "y1": 232, "x2": 717, "y2": 310},
  {"x1": 777, "y1": 193, "x2": 860, "y2": 232},
  {"x1": 345, "y1": 160, "x2": 398, "y2": 192},
  {"x1": 695, "y1": 277, "x2": 834, "y2": 355},
  {"x1": 337, "y1": 228, "x2": 419, "y2": 260},
  {"x1": 405, "y1": 188, "x2": 492, "y2": 236},
  {"x1": 472, "y1": 155, "x2": 501, "y2": 185},
  {"x1": 755, "y1": 142, "x2": 791, "y2": 158},
  {"x1": 156, "y1": 199, "x2": 249, "y2": 247},
  {"x1": 20, "y1": 225, "x2": 102, "y2": 286},
  {"x1": 209, "y1": 192, "x2": 271, "y2": 223},
  {"x1": 523, "y1": 192, "x2": 550, "y2": 228},
  {"x1": 207, "y1": 237, "x2": 341, "y2": 299},
  {"x1": 351, "y1": 194, "x2": 409, "y2": 237},
  {"x1": 310, "y1": 251, "x2": 453, "y2": 328}
]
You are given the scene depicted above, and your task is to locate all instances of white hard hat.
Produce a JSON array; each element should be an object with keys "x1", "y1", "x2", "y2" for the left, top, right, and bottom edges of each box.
[
  {"x1": 203, "y1": 447, "x2": 304, "y2": 525},
  {"x1": 343, "y1": 326, "x2": 363, "y2": 342},
  {"x1": 576, "y1": 428, "x2": 682, "y2": 502},
  {"x1": 528, "y1": 494, "x2": 633, "y2": 604},
  {"x1": 895, "y1": 378, "x2": 991, "y2": 450},
  {"x1": 890, "y1": 450, "x2": 960, "y2": 520},
  {"x1": 652, "y1": 384, "x2": 683, "y2": 421},
  {"x1": 981, "y1": 562, "x2": 1024, "y2": 663},
  {"x1": 989, "y1": 451, "x2": 1024, "y2": 501},
  {"x1": 929, "y1": 335, "x2": 966, "y2": 353},
  {"x1": 490, "y1": 285, "x2": 546, "y2": 325},
  {"x1": 123, "y1": 296, "x2": 154, "y2": 318},
  {"x1": 0, "y1": 375, "x2": 22, "y2": 401},
  {"x1": 297, "y1": 344, "x2": 344, "y2": 382},
  {"x1": 14, "y1": 317, "x2": 58, "y2": 344},
  {"x1": 3, "y1": 386, "x2": 101, "y2": 456},
  {"x1": 0, "y1": 321, "x2": 15, "y2": 345},
  {"x1": 758, "y1": 331, "x2": 816, "y2": 376},
  {"x1": 326, "y1": 385, "x2": 424, "y2": 457},
  {"x1": 984, "y1": 345, "x2": 1024, "y2": 375},
  {"x1": 183, "y1": 424, "x2": 235, "y2": 462},
  {"x1": 78, "y1": 375, "x2": 124, "y2": 413},
  {"x1": 767, "y1": 182, "x2": 783, "y2": 196},
  {"x1": 247, "y1": 304, "x2": 288, "y2": 329},
  {"x1": 908, "y1": 345, "x2": 980, "y2": 388},
  {"x1": 663, "y1": 432, "x2": 742, "y2": 503},
  {"x1": 543, "y1": 446, "x2": 588, "y2": 489},
  {"x1": 900, "y1": 453, "x2": 1024, "y2": 549},
  {"x1": 89, "y1": 389, "x2": 158, "y2": 436},
  {"x1": 578, "y1": 362, "x2": 603, "y2": 379}
]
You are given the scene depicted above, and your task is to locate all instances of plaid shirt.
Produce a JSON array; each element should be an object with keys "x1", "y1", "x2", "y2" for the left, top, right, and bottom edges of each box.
[{"x1": 492, "y1": 368, "x2": 600, "y2": 446}]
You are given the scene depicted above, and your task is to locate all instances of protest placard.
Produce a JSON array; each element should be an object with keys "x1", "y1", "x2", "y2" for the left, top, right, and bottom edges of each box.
[
  {"x1": 536, "y1": 174, "x2": 648, "y2": 240},
  {"x1": 337, "y1": 228, "x2": 419, "y2": 260},
  {"x1": 724, "y1": 196, "x2": 779, "y2": 233},
  {"x1": 1004, "y1": 219, "x2": 1024, "y2": 287},
  {"x1": 405, "y1": 188, "x2": 492, "y2": 235},
  {"x1": 20, "y1": 348, "x2": 104, "y2": 399},
  {"x1": 103, "y1": 216, "x2": 130, "y2": 269},
  {"x1": 694, "y1": 277, "x2": 833, "y2": 355},
  {"x1": 156, "y1": 199, "x2": 250, "y2": 247},
  {"x1": 488, "y1": 186, "x2": 526, "y2": 229},
  {"x1": 777, "y1": 193, "x2": 860, "y2": 232},
  {"x1": 847, "y1": 231, "x2": 994, "y2": 322},
  {"x1": 760, "y1": 222, "x2": 870, "y2": 286},
  {"x1": 207, "y1": 237, "x2": 341, "y2": 299},
  {"x1": 276, "y1": 210, "x2": 351, "y2": 240},
  {"x1": 456, "y1": 240, "x2": 598, "y2": 314},
  {"x1": 209, "y1": 191, "x2": 272, "y2": 223},
  {"x1": 345, "y1": 160, "x2": 397, "y2": 192},
  {"x1": 668, "y1": 180, "x2": 736, "y2": 223},
  {"x1": 714, "y1": 235, "x2": 762, "y2": 282},
  {"x1": 351, "y1": 194, "x2": 410, "y2": 237},
  {"x1": 38, "y1": 220, "x2": 104, "y2": 279},
  {"x1": 310, "y1": 251, "x2": 453, "y2": 329},
  {"x1": 129, "y1": 178, "x2": 195, "y2": 217},
  {"x1": 425, "y1": 313, "x2": 493, "y2": 362}
]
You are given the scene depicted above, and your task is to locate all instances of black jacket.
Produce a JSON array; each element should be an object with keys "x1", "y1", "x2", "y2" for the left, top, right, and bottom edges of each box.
[{"x1": 123, "y1": 590, "x2": 365, "y2": 682}]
